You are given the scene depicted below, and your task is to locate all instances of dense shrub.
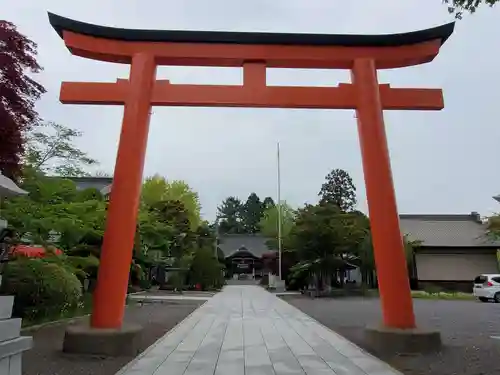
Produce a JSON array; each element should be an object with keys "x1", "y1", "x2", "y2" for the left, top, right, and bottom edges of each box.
[
  {"x1": 38, "y1": 254, "x2": 99, "y2": 292},
  {"x1": 0, "y1": 258, "x2": 82, "y2": 320},
  {"x1": 189, "y1": 247, "x2": 225, "y2": 290},
  {"x1": 66, "y1": 243, "x2": 101, "y2": 258},
  {"x1": 66, "y1": 255, "x2": 100, "y2": 280}
]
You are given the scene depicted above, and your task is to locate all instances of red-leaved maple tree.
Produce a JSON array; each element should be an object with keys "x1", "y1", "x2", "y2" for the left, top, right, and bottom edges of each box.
[{"x1": 0, "y1": 20, "x2": 45, "y2": 179}]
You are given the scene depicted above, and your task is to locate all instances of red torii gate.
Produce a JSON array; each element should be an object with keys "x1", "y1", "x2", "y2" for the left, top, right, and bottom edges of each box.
[{"x1": 49, "y1": 13, "x2": 454, "y2": 333}]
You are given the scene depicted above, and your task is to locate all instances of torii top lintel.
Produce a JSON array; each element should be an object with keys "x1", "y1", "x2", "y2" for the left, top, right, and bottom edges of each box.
[{"x1": 48, "y1": 13, "x2": 454, "y2": 70}]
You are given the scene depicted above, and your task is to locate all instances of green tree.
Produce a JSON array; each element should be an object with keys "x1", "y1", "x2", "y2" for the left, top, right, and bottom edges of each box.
[
  {"x1": 194, "y1": 221, "x2": 216, "y2": 249},
  {"x1": 288, "y1": 203, "x2": 368, "y2": 290},
  {"x1": 135, "y1": 208, "x2": 173, "y2": 257},
  {"x1": 136, "y1": 177, "x2": 204, "y2": 270},
  {"x1": 141, "y1": 175, "x2": 201, "y2": 231},
  {"x1": 217, "y1": 196, "x2": 244, "y2": 234},
  {"x1": 262, "y1": 196, "x2": 275, "y2": 210},
  {"x1": 188, "y1": 247, "x2": 224, "y2": 290},
  {"x1": 145, "y1": 199, "x2": 193, "y2": 261},
  {"x1": 259, "y1": 201, "x2": 296, "y2": 250},
  {"x1": 242, "y1": 193, "x2": 263, "y2": 234},
  {"x1": 486, "y1": 213, "x2": 500, "y2": 239},
  {"x1": 356, "y1": 232, "x2": 420, "y2": 288},
  {"x1": 20, "y1": 173, "x2": 78, "y2": 204},
  {"x1": 1, "y1": 175, "x2": 106, "y2": 250},
  {"x1": 318, "y1": 168, "x2": 357, "y2": 212},
  {"x1": 24, "y1": 122, "x2": 98, "y2": 177},
  {"x1": 445, "y1": 0, "x2": 498, "y2": 18}
]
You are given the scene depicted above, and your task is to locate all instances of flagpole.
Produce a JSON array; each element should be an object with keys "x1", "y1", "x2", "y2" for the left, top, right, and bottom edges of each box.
[{"x1": 277, "y1": 142, "x2": 282, "y2": 280}]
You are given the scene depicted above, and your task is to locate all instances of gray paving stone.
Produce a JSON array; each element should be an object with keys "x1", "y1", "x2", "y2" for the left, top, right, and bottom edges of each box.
[
  {"x1": 295, "y1": 354, "x2": 336, "y2": 374},
  {"x1": 326, "y1": 361, "x2": 367, "y2": 375},
  {"x1": 245, "y1": 345, "x2": 275, "y2": 375},
  {"x1": 214, "y1": 351, "x2": 244, "y2": 375},
  {"x1": 260, "y1": 319, "x2": 305, "y2": 374},
  {"x1": 115, "y1": 285, "x2": 401, "y2": 375},
  {"x1": 184, "y1": 317, "x2": 227, "y2": 375},
  {"x1": 243, "y1": 319, "x2": 265, "y2": 347},
  {"x1": 267, "y1": 348, "x2": 305, "y2": 375},
  {"x1": 214, "y1": 362, "x2": 244, "y2": 375},
  {"x1": 154, "y1": 360, "x2": 190, "y2": 375},
  {"x1": 220, "y1": 319, "x2": 243, "y2": 352}
]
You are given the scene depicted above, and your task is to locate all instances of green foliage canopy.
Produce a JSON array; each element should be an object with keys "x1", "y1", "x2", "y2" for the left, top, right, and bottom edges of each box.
[
  {"x1": 242, "y1": 193, "x2": 264, "y2": 234},
  {"x1": 444, "y1": 0, "x2": 498, "y2": 18},
  {"x1": 217, "y1": 196, "x2": 244, "y2": 234},
  {"x1": 259, "y1": 201, "x2": 296, "y2": 250},
  {"x1": 318, "y1": 168, "x2": 357, "y2": 212},
  {"x1": 1, "y1": 175, "x2": 106, "y2": 249},
  {"x1": 141, "y1": 175, "x2": 201, "y2": 231},
  {"x1": 217, "y1": 194, "x2": 277, "y2": 234},
  {"x1": 24, "y1": 122, "x2": 97, "y2": 177}
]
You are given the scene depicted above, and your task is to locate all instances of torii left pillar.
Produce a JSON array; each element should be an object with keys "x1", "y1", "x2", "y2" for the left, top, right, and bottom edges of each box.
[
  {"x1": 63, "y1": 53, "x2": 156, "y2": 356},
  {"x1": 91, "y1": 53, "x2": 156, "y2": 329}
]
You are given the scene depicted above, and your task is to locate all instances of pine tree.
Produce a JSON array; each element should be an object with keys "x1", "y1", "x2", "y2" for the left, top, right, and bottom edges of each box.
[{"x1": 318, "y1": 169, "x2": 357, "y2": 212}]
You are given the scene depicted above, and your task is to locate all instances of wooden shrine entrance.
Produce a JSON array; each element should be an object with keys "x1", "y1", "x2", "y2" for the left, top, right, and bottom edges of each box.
[{"x1": 49, "y1": 13, "x2": 454, "y2": 331}]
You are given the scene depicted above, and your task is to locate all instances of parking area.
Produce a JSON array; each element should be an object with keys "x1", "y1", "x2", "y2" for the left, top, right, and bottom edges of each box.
[{"x1": 282, "y1": 296, "x2": 500, "y2": 375}]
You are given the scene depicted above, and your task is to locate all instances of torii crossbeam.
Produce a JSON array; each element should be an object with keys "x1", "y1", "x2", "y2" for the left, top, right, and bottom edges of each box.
[{"x1": 49, "y1": 13, "x2": 454, "y2": 333}]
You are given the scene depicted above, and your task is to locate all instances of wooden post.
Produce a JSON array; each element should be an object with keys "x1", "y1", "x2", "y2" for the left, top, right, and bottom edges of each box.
[
  {"x1": 91, "y1": 53, "x2": 157, "y2": 329},
  {"x1": 351, "y1": 58, "x2": 416, "y2": 329}
]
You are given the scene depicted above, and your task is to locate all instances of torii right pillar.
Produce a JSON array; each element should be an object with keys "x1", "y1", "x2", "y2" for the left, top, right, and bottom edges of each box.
[
  {"x1": 352, "y1": 59, "x2": 416, "y2": 329},
  {"x1": 352, "y1": 59, "x2": 443, "y2": 352}
]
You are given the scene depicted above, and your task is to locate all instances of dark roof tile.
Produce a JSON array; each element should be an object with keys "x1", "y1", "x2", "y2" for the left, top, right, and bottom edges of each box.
[
  {"x1": 219, "y1": 234, "x2": 270, "y2": 258},
  {"x1": 399, "y1": 213, "x2": 500, "y2": 248}
]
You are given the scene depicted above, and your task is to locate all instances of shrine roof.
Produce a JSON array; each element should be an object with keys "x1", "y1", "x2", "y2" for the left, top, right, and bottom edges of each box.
[
  {"x1": 219, "y1": 235, "x2": 270, "y2": 259},
  {"x1": 48, "y1": 13, "x2": 454, "y2": 48}
]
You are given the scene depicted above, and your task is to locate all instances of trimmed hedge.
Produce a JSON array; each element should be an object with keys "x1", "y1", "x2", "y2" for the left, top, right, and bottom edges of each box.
[{"x1": 0, "y1": 258, "x2": 82, "y2": 320}]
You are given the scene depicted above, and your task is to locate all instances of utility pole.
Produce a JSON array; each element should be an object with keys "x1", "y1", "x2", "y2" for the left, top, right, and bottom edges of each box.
[{"x1": 277, "y1": 142, "x2": 282, "y2": 280}]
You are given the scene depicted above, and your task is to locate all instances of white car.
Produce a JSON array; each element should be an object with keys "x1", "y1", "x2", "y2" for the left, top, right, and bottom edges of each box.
[{"x1": 473, "y1": 274, "x2": 500, "y2": 302}]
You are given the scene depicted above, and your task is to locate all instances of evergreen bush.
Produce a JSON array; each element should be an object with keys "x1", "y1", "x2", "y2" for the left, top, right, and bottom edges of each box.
[
  {"x1": 0, "y1": 258, "x2": 82, "y2": 320},
  {"x1": 189, "y1": 247, "x2": 225, "y2": 290}
]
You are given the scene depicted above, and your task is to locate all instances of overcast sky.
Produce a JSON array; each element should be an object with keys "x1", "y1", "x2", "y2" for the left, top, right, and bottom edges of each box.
[{"x1": 4, "y1": 1, "x2": 500, "y2": 220}]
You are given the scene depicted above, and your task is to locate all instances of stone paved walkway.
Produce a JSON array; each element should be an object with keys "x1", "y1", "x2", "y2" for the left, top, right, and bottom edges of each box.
[{"x1": 116, "y1": 285, "x2": 401, "y2": 375}]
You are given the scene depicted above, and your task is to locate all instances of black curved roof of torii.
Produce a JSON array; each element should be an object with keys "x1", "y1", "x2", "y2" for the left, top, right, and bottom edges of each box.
[{"x1": 48, "y1": 12, "x2": 454, "y2": 47}]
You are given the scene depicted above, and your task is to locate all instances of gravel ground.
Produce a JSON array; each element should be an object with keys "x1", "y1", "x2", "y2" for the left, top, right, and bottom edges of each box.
[
  {"x1": 22, "y1": 300, "x2": 204, "y2": 375},
  {"x1": 282, "y1": 296, "x2": 500, "y2": 375}
]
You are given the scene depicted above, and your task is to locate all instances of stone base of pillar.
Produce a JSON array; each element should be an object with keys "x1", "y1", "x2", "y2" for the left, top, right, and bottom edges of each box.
[
  {"x1": 63, "y1": 322, "x2": 143, "y2": 357},
  {"x1": 365, "y1": 324, "x2": 441, "y2": 354}
]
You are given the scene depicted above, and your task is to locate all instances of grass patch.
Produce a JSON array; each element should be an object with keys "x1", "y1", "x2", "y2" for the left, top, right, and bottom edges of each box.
[
  {"x1": 21, "y1": 293, "x2": 94, "y2": 328},
  {"x1": 360, "y1": 289, "x2": 474, "y2": 300},
  {"x1": 410, "y1": 290, "x2": 475, "y2": 300},
  {"x1": 21, "y1": 292, "x2": 141, "y2": 329}
]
